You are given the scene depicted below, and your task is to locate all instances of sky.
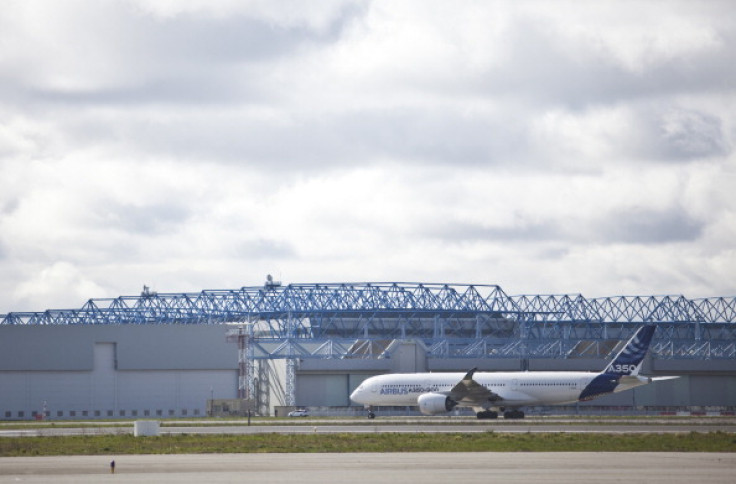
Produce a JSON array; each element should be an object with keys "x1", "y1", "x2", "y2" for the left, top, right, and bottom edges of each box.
[{"x1": 1, "y1": 0, "x2": 735, "y2": 313}]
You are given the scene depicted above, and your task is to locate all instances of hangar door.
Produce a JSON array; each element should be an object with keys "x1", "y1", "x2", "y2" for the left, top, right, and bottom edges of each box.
[{"x1": 296, "y1": 374, "x2": 349, "y2": 406}]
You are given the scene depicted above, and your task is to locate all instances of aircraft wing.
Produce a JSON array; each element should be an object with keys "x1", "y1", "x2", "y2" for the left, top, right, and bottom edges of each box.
[
  {"x1": 650, "y1": 376, "x2": 679, "y2": 381},
  {"x1": 449, "y1": 368, "x2": 502, "y2": 404}
]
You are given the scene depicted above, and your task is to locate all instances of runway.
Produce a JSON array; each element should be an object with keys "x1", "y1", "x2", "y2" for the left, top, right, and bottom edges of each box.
[
  {"x1": 163, "y1": 422, "x2": 736, "y2": 435},
  {"x1": 2, "y1": 419, "x2": 734, "y2": 483},
  {"x1": 1, "y1": 452, "x2": 734, "y2": 483},
  {"x1": 1, "y1": 417, "x2": 735, "y2": 437}
]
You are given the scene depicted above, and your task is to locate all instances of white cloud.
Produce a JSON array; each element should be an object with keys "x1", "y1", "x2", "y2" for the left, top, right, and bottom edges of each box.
[
  {"x1": 0, "y1": 0, "x2": 735, "y2": 313},
  {"x1": 13, "y1": 261, "x2": 107, "y2": 310},
  {"x1": 527, "y1": 1, "x2": 725, "y2": 73},
  {"x1": 128, "y1": 0, "x2": 360, "y2": 30}
]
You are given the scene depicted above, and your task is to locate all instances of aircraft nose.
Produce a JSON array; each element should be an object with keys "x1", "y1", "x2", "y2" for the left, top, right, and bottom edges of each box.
[{"x1": 350, "y1": 386, "x2": 365, "y2": 405}]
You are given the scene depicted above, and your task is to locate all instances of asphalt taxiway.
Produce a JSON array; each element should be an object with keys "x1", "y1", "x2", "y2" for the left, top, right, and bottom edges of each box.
[
  {"x1": 2, "y1": 417, "x2": 735, "y2": 437},
  {"x1": 1, "y1": 452, "x2": 734, "y2": 483}
]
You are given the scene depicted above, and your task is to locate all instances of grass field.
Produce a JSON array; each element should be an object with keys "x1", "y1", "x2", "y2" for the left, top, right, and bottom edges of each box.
[
  {"x1": 1, "y1": 414, "x2": 732, "y2": 430},
  {"x1": 1, "y1": 431, "x2": 735, "y2": 456}
]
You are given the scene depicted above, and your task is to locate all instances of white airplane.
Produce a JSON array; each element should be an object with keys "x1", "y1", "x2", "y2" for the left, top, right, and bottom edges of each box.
[{"x1": 350, "y1": 325, "x2": 677, "y2": 419}]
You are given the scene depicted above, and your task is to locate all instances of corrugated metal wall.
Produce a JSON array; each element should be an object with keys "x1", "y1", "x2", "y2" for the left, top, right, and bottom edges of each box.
[{"x1": 1, "y1": 325, "x2": 735, "y2": 419}]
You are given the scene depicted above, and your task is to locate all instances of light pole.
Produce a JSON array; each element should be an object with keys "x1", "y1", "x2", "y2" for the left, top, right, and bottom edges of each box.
[{"x1": 209, "y1": 386, "x2": 214, "y2": 416}]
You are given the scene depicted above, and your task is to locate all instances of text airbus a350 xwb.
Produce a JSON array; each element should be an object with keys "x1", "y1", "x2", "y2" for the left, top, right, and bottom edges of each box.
[{"x1": 350, "y1": 325, "x2": 677, "y2": 419}]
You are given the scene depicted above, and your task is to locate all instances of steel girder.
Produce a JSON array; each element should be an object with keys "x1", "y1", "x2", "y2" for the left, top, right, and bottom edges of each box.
[{"x1": 1, "y1": 283, "x2": 735, "y2": 360}]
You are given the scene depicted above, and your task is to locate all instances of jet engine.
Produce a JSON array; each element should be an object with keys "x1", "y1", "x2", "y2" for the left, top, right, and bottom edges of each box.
[{"x1": 417, "y1": 393, "x2": 457, "y2": 415}]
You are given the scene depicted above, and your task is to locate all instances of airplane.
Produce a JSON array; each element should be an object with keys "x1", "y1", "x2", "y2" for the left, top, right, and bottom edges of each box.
[{"x1": 350, "y1": 325, "x2": 678, "y2": 419}]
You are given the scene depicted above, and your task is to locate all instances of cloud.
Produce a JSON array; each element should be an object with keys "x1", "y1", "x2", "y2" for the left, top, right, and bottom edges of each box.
[
  {"x1": 530, "y1": 103, "x2": 731, "y2": 168},
  {"x1": 13, "y1": 261, "x2": 107, "y2": 310},
  {"x1": 422, "y1": 198, "x2": 704, "y2": 247},
  {"x1": 0, "y1": 1, "x2": 362, "y2": 111},
  {"x1": 659, "y1": 108, "x2": 728, "y2": 159},
  {"x1": 92, "y1": 202, "x2": 191, "y2": 236},
  {"x1": 128, "y1": 0, "x2": 362, "y2": 31},
  {"x1": 0, "y1": 1, "x2": 735, "y2": 313},
  {"x1": 477, "y1": 2, "x2": 736, "y2": 106},
  {"x1": 593, "y1": 207, "x2": 704, "y2": 244}
]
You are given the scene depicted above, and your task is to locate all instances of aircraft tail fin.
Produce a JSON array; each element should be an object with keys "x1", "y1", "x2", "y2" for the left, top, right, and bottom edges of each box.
[
  {"x1": 578, "y1": 325, "x2": 657, "y2": 401},
  {"x1": 603, "y1": 324, "x2": 656, "y2": 376}
]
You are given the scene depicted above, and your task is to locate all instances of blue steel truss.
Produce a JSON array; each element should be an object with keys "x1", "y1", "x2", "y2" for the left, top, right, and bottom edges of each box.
[{"x1": 1, "y1": 282, "x2": 735, "y2": 360}]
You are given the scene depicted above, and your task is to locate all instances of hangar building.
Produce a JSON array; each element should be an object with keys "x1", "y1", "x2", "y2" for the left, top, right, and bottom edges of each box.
[{"x1": 1, "y1": 282, "x2": 735, "y2": 419}]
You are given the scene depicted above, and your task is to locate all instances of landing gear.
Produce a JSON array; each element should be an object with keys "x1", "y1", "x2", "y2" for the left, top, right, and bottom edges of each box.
[
  {"x1": 476, "y1": 410, "x2": 498, "y2": 419},
  {"x1": 503, "y1": 409, "x2": 525, "y2": 419},
  {"x1": 368, "y1": 411, "x2": 375, "y2": 419}
]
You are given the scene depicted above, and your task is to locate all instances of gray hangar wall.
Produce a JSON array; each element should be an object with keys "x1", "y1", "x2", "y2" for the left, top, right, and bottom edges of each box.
[
  {"x1": 0, "y1": 325, "x2": 239, "y2": 419},
  {"x1": 2, "y1": 326, "x2": 736, "y2": 419}
]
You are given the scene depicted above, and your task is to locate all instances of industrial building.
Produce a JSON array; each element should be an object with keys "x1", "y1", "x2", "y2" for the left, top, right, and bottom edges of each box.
[{"x1": 1, "y1": 282, "x2": 735, "y2": 419}]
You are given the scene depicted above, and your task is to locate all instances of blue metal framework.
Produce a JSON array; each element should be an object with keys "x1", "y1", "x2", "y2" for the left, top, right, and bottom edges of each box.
[{"x1": 1, "y1": 282, "x2": 735, "y2": 360}]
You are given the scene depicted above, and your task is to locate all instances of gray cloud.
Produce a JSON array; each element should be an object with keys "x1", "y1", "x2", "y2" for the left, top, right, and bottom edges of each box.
[
  {"x1": 94, "y1": 202, "x2": 191, "y2": 236},
  {"x1": 2, "y1": 2, "x2": 733, "y2": 172},
  {"x1": 119, "y1": 107, "x2": 530, "y2": 169},
  {"x1": 595, "y1": 207, "x2": 704, "y2": 244},
  {"x1": 234, "y1": 239, "x2": 297, "y2": 259},
  {"x1": 657, "y1": 109, "x2": 728, "y2": 160},
  {"x1": 0, "y1": 199, "x2": 19, "y2": 216},
  {"x1": 423, "y1": 206, "x2": 704, "y2": 247},
  {"x1": 0, "y1": 1, "x2": 734, "y2": 311},
  {"x1": 476, "y1": 12, "x2": 736, "y2": 110},
  {"x1": 422, "y1": 220, "x2": 562, "y2": 245},
  {"x1": 0, "y1": 1, "x2": 363, "y2": 108}
]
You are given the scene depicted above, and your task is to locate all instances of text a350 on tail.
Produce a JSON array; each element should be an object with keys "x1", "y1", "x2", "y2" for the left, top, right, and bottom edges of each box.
[{"x1": 350, "y1": 325, "x2": 678, "y2": 419}]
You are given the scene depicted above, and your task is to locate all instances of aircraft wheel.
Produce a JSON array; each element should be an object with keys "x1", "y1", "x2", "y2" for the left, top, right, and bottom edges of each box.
[
  {"x1": 503, "y1": 410, "x2": 525, "y2": 419},
  {"x1": 476, "y1": 410, "x2": 498, "y2": 419},
  {"x1": 368, "y1": 411, "x2": 375, "y2": 419}
]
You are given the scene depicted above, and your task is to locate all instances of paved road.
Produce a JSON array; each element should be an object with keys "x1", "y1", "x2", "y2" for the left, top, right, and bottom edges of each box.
[
  {"x1": 2, "y1": 421, "x2": 735, "y2": 437},
  {"x1": 1, "y1": 452, "x2": 734, "y2": 483},
  {"x1": 165, "y1": 422, "x2": 736, "y2": 435}
]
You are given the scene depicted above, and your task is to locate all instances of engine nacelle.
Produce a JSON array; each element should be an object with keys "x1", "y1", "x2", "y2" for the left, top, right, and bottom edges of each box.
[{"x1": 417, "y1": 392, "x2": 457, "y2": 415}]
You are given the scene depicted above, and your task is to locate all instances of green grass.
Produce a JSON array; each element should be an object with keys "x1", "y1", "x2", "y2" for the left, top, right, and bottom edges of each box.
[
  {"x1": 1, "y1": 432, "x2": 735, "y2": 456},
  {"x1": 2, "y1": 415, "x2": 731, "y2": 430}
]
